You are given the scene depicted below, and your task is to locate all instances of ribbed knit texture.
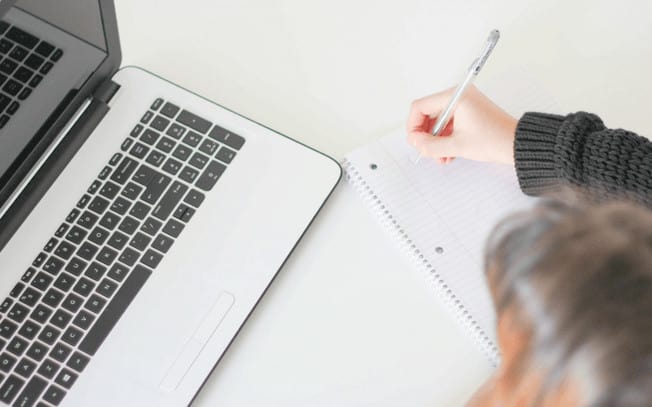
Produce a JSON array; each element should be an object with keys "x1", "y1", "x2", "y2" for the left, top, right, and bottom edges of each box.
[{"x1": 515, "y1": 112, "x2": 652, "y2": 206}]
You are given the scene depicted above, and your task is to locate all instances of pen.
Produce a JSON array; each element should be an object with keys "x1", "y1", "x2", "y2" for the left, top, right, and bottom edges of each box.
[{"x1": 415, "y1": 29, "x2": 500, "y2": 164}]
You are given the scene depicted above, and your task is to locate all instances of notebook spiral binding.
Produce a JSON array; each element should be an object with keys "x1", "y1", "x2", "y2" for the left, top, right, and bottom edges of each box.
[{"x1": 342, "y1": 158, "x2": 500, "y2": 367}]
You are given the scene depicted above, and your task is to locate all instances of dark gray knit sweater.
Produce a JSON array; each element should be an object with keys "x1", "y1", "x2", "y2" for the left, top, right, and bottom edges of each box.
[{"x1": 514, "y1": 112, "x2": 652, "y2": 205}]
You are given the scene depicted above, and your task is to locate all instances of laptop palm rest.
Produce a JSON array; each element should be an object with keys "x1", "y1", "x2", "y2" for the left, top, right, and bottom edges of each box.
[{"x1": 160, "y1": 291, "x2": 235, "y2": 392}]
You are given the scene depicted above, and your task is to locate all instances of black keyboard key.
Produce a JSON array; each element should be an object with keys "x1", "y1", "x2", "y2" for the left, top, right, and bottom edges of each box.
[
  {"x1": 55, "y1": 368, "x2": 77, "y2": 389},
  {"x1": 140, "y1": 128, "x2": 160, "y2": 146},
  {"x1": 50, "y1": 343, "x2": 72, "y2": 363},
  {"x1": 6, "y1": 100, "x2": 18, "y2": 115},
  {"x1": 20, "y1": 268, "x2": 36, "y2": 284},
  {"x1": 177, "y1": 110, "x2": 211, "y2": 134},
  {"x1": 43, "y1": 384, "x2": 66, "y2": 406},
  {"x1": 42, "y1": 289, "x2": 64, "y2": 309},
  {"x1": 18, "y1": 320, "x2": 39, "y2": 340},
  {"x1": 0, "y1": 320, "x2": 17, "y2": 339},
  {"x1": 141, "y1": 249, "x2": 163, "y2": 269},
  {"x1": 0, "y1": 113, "x2": 8, "y2": 128},
  {"x1": 61, "y1": 326, "x2": 83, "y2": 347},
  {"x1": 14, "y1": 66, "x2": 32, "y2": 83},
  {"x1": 118, "y1": 247, "x2": 139, "y2": 267},
  {"x1": 184, "y1": 189, "x2": 205, "y2": 208},
  {"x1": 0, "y1": 298, "x2": 11, "y2": 313},
  {"x1": 140, "y1": 217, "x2": 163, "y2": 236},
  {"x1": 162, "y1": 218, "x2": 184, "y2": 238},
  {"x1": 7, "y1": 27, "x2": 38, "y2": 49},
  {"x1": 18, "y1": 87, "x2": 31, "y2": 100},
  {"x1": 130, "y1": 123, "x2": 144, "y2": 138},
  {"x1": 150, "y1": 115, "x2": 170, "y2": 131},
  {"x1": 30, "y1": 305, "x2": 52, "y2": 325},
  {"x1": 28, "y1": 74, "x2": 41, "y2": 87},
  {"x1": 216, "y1": 146, "x2": 237, "y2": 164},
  {"x1": 72, "y1": 278, "x2": 95, "y2": 298},
  {"x1": 8, "y1": 45, "x2": 27, "y2": 62},
  {"x1": 107, "y1": 264, "x2": 128, "y2": 283},
  {"x1": 122, "y1": 182, "x2": 142, "y2": 200},
  {"x1": 13, "y1": 375, "x2": 45, "y2": 406},
  {"x1": 160, "y1": 102, "x2": 179, "y2": 118},
  {"x1": 155, "y1": 136, "x2": 176, "y2": 154},
  {"x1": 37, "y1": 359, "x2": 59, "y2": 380},
  {"x1": 0, "y1": 352, "x2": 16, "y2": 373},
  {"x1": 182, "y1": 131, "x2": 202, "y2": 147},
  {"x1": 152, "y1": 234, "x2": 174, "y2": 253},
  {"x1": 3, "y1": 78, "x2": 21, "y2": 96},
  {"x1": 0, "y1": 374, "x2": 24, "y2": 404},
  {"x1": 99, "y1": 181, "x2": 120, "y2": 200},
  {"x1": 189, "y1": 152, "x2": 209, "y2": 169},
  {"x1": 67, "y1": 208, "x2": 81, "y2": 222},
  {"x1": 76, "y1": 195, "x2": 90, "y2": 209},
  {"x1": 8, "y1": 303, "x2": 29, "y2": 324},
  {"x1": 145, "y1": 150, "x2": 165, "y2": 167},
  {"x1": 0, "y1": 22, "x2": 8, "y2": 35},
  {"x1": 84, "y1": 294, "x2": 106, "y2": 314},
  {"x1": 76, "y1": 242, "x2": 99, "y2": 261},
  {"x1": 79, "y1": 265, "x2": 151, "y2": 355},
  {"x1": 130, "y1": 232, "x2": 151, "y2": 251},
  {"x1": 142, "y1": 173, "x2": 171, "y2": 205},
  {"x1": 174, "y1": 204, "x2": 195, "y2": 223},
  {"x1": 110, "y1": 156, "x2": 138, "y2": 185},
  {"x1": 0, "y1": 38, "x2": 11, "y2": 54},
  {"x1": 88, "y1": 226, "x2": 109, "y2": 246},
  {"x1": 0, "y1": 59, "x2": 18, "y2": 75},
  {"x1": 31, "y1": 272, "x2": 52, "y2": 291},
  {"x1": 208, "y1": 126, "x2": 246, "y2": 150},
  {"x1": 32, "y1": 252, "x2": 47, "y2": 268},
  {"x1": 99, "y1": 212, "x2": 121, "y2": 230},
  {"x1": 67, "y1": 351, "x2": 90, "y2": 373},
  {"x1": 53, "y1": 274, "x2": 75, "y2": 293},
  {"x1": 88, "y1": 180, "x2": 102, "y2": 194},
  {"x1": 7, "y1": 336, "x2": 28, "y2": 356},
  {"x1": 162, "y1": 157, "x2": 182, "y2": 176},
  {"x1": 64, "y1": 257, "x2": 87, "y2": 276},
  {"x1": 151, "y1": 98, "x2": 163, "y2": 111},
  {"x1": 96, "y1": 246, "x2": 118, "y2": 266},
  {"x1": 128, "y1": 201, "x2": 150, "y2": 220},
  {"x1": 199, "y1": 139, "x2": 219, "y2": 155},
  {"x1": 140, "y1": 111, "x2": 153, "y2": 124},
  {"x1": 26, "y1": 342, "x2": 47, "y2": 362},
  {"x1": 15, "y1": 357, "x2": 37, "y2": 378},
  {"x1": 35, "y1": 41, "x2": 55, "y2": 57},
  {"x1": 84, "y1": 262, "x2": 106, "y2": 282},
  {"x1": 118, "y1": 216, "x2": 140, "y2": 235},
  {"x1": 96, "y1": 278, "x2": 118, "y2": 298},
  {"x1": 77, "y1": 211, "x2": 99, "y2": 230},
  {"x1": 72, "y1": 310, "x2": 95, "y2": 330},
  {"x1": 18, "y1": 287, "x2": 40, "y2": 307},
  {"x1": 10, "y1": 282, "x2": 24, "y2": 298},
  {"x1": 172, "y1": 144, "x2": 192, "y2": 162},
  {"x1": 51, "y1": 48, "x2": 63, "y2": 61},
  {"x1": 44, "y1": 238, "x2": 58, "y2": 253},
  {"x1": 54, "y1": 241, "x2": 75, "y2": 260},
  {"x1": 65, "y1": 226, "x2": 87, "y2": 245},
  {"x1": 196, "y1": 160, "x2": 226, "y2": 191},
  {"x1": 129, "y1": 142, "x2": 149, "y2": 159},
  {"x1": 0, "y1": 93, "x2": 9, "y2": 111},
  {"x1": 40, "y1": 61, "x2": 53, "y2": 74},
  {"x1": 132, "y1": 164, "x2": 156, "y2": 186},
  {"x1": 107, "y1": 231, "x2": 129, "y2": 251},
  {"x1": 152, "y1": 181, "x2": 187, "y2": 221},
  {"x1": 166, "y1": 123, "x2": 186, "y2": 139},
  {"x1": 38, "y1": 325, "x2": 61, "y2": 346},
  {"x1": 99, "y1": 165, "x2": 112, "y2": 180},
  {"x1": 25, "y1": 54, "x2": 45, "y2": 71},
  {"x1": 62, "y1": 293, "x2": 84, "y2": 314},
  {"x1": 110, "y1": 196, "x2": 132, "y2": 216}
]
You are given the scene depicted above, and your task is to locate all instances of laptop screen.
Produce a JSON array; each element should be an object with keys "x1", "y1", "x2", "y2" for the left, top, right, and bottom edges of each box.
[{"x1": 0, "y1": 0, "x2": 108, "y2": 204}]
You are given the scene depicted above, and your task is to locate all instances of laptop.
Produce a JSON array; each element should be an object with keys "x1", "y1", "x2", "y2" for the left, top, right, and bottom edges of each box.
[{"x1": 0, "y1": 1, "x2": 341, "y2": 405}]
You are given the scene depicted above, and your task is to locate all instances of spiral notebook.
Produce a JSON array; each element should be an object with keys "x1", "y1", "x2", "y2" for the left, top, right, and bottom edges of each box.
[{"x1": 342, "y1": 74, "x2": 558, "y2": 364}]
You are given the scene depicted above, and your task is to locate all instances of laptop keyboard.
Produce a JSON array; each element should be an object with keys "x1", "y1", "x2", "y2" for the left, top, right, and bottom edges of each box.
[
  {"x1": 0, "y1": 99, "x2": 245, "y2": 406},
  {"x1": 0, "y1": 21, "x2": 63, "y2": 129}
]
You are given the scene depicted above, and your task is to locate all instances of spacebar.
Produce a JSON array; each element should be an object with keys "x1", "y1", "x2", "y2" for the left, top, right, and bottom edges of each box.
[{"x1": 79, "y1": 265, "x2": 152, "y2": 355}]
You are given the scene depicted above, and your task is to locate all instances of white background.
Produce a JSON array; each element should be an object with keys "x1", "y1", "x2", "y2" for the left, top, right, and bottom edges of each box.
[{"x1": 114, "y1": 1, "x2": 652, "y2": 405}]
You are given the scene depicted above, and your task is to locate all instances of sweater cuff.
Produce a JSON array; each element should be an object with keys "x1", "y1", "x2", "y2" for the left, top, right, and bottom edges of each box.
[{"x1": 514, "y1": 112, "x2": 565, "y2": 196}]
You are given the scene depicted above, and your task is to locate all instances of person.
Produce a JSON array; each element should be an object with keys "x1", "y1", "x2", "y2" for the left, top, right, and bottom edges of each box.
[{"x1": 406, "y1": 87, "x2": 652, "y2": 406}]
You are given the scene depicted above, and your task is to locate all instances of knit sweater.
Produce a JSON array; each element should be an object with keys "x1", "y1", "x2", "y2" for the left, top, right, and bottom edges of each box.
[{"x1": 514, "y1": 112, "x2": 652, "y2": 205}]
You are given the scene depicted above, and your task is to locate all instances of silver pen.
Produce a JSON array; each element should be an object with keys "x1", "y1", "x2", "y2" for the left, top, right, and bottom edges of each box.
[{"x1": 415, "y1": 29, "x2": 500, "y2": 164}]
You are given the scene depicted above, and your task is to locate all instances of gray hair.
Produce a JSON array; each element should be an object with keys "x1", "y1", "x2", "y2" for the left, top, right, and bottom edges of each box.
[{"x1": 485, "y1": 199, "x2": 652, "y2": 406}]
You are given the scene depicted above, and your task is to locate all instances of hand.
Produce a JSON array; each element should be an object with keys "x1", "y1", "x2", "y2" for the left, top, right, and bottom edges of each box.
[{"x1": 407, "y1": 85, "x2": 517, "y2": 165}]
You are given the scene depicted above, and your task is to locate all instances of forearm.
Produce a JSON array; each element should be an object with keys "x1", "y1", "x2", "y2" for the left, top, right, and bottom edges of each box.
[{"x1": 514, "y1": 112, "x2": 652, "y2": 205}]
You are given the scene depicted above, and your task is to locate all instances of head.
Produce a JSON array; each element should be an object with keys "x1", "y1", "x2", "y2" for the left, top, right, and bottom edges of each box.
[{"x1": 467, "y1": 199, "x2": 652, "y2": 406}]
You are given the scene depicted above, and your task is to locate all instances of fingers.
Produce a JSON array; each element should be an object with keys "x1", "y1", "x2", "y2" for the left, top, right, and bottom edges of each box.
[
  {"x1": 406, "y1": 88, "x2": 455, "y2": 134},
  {"x1": 409, "y1": 130, "x2": 459, "y2": 159}
]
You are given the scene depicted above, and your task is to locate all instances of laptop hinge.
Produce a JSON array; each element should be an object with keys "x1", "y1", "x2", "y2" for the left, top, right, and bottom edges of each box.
[{"x1": 93, "y1": 79, "x2": 121, "y2": 104}]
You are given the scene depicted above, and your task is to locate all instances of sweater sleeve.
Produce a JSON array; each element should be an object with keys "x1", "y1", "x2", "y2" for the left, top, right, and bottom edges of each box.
[{"x1": 514, "y1": 112, "x2": 652, "y2": 205}]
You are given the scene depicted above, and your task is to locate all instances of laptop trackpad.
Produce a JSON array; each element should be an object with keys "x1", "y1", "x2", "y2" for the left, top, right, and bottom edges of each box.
[{"x1": 160, "y1": 291, "x2": 235, "y2": 392}]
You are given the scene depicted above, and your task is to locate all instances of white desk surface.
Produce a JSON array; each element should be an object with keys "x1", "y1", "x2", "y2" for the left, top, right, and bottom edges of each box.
[{"x1": 114, "y1": 1, "x2": 652, "y2": 405}]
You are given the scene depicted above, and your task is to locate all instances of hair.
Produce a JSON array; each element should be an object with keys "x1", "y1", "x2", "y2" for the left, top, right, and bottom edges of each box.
[{"x1": 485, "y1": 198, "x2": 652, "y2": 406}]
